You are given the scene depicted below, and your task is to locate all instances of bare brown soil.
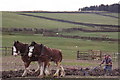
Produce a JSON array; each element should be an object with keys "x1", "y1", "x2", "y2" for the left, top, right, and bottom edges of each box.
[
  {"x1": 1, "y1": 56, "x2": 119, "y2": 79},
  {"x1": 2, "y1": 56, "x2": 118, "y2": 71}
]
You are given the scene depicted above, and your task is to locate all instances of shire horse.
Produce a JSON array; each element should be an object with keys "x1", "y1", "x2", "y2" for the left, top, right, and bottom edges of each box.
[
  {"x1": 28, "y1": 41, "x2": 65, "y2": 78},
  {"x1": 12, "y1": 41, "x2": 45, "y2": 77}
]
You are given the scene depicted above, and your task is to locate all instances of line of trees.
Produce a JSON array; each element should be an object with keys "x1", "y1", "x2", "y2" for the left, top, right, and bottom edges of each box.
[{"x1": 79, "y1": 3, "x2": 120, "y2": 13}]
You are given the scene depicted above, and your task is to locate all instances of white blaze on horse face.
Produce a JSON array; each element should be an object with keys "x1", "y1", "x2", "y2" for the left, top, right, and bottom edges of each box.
[
  {"x1": 28, "y1": 46, "x2": 34, "y2": 57},
  {"x1": 13, "y1": 46, "x2": 18, "y2": 56}
]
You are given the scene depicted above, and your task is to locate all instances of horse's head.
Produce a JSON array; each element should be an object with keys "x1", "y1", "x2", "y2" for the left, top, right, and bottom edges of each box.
[
  {"x1": 28, "y1": 42, "x2": 43, "y2": 57},
  {"x1": 12, "y1": 41, "x2": 21, "y2": 56},
  {"x1": 30, "y1": 41, "x2": 37, "y2": 46}
]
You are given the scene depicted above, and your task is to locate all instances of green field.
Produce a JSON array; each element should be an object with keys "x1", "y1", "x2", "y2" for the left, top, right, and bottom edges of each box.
[
  {"x1": 24, "y1": 12, "x2": 118, "y2": 25},
  {"x1": 60, "y1": 31, "x2": 119, "y2": 39},
  {"x1": 2, "y1": 11, "x2": 119, "y2": 60},
  {"x1": 2, "y1": 33, "x2": 118, "y2": 59},
  {"x1": 2, "y1": 12, "x2": 119, "y2": 28},
  {"x1": 2, "y1": 12, "x2": 90, "y2": 29},
  {"x1": 100, "y1": 12, "x2": 119, "y2": 17}
]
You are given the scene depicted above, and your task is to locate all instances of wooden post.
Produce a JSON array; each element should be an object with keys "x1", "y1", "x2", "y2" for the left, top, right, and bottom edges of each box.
[
  {"x1": 114, "y1": 53, "x2": 115, "y2": 61},
  {"x1": 5, "y1": 47, "x2": 7, "y2": 56},
  {"x1": 100, "y1": 50, "x2": 102, "y2": 61},
  {"x1": 77, "y1": 50, "x2": 80, "y2": 59}
]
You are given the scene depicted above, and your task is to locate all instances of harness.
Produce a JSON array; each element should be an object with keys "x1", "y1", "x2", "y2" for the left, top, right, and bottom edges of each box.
[
  {"x1": 40, "y1": 44, "x2": 53, "y2": 61},
  {"x1": 40, "y1": 44, "x2": 44, "y2": 56},
  {"x1": 21, "y1": 44, "x2": 29, "y2": 56}
]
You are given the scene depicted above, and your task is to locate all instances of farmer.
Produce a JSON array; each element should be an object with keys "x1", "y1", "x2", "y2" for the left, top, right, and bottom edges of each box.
[{"x1": 99, "y1": 55, "x2": 112, "y2": 76}]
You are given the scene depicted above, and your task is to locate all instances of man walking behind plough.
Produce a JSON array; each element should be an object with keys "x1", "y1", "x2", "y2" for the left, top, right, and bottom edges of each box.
[{"x1": 99, "y1": 55, "x2": 112, "y2": 76}]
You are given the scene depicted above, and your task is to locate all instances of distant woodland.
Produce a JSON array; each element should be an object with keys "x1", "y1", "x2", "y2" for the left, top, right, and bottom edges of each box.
[{"x1": 80, "y1": 3, "x2": 120, "y2": 13}]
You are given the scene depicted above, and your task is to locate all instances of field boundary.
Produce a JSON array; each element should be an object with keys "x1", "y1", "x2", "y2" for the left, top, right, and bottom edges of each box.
[
  {"x1": 77, "y1": 50, "x2": 102, "y2": 60},
  {"x1": 0, "y1": 47, "x2": 12, "y2": 56},
  {"x1": 2, "y1": 27, "x2": 119, "y2": 34},
  {"x1": 93, "y1": 12, "x2": 118, "y2": 19},
  {"x1": 43, "y1": 34, "x2": 119, "y2": 42},
  {"x1": 21, "y1": 11, "x2": 119, "y2": 18},
  {"x1": 2, "y1": 27, "x2": 119, "y2": 42}
]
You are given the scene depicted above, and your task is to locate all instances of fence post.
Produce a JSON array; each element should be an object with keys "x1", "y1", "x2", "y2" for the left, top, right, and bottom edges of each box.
[
  {"x1": 77, "y1": 50, "x2": 80, "y2": 59},
  {"x1": 100, "y1": 50, "x2": 102, "y2": 61},
  {"x1": 114, "y1": 52, "x2": 118, "y2": 62},
  {"x1": 5, "y1": 47, "x2": 7, "y2": 56}
]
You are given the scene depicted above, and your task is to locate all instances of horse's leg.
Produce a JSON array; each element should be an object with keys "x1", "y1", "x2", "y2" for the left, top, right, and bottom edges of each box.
[
  {"x1": 34, "y1": 62, "x2": 40, "y2": 73},
  {"x1": 53, "y1": 62, "x2": 60, "y2": 77},
  {"x1": 60, "y1": 65, "x2": 65, "y2": 77},
  {"x1": 22, "y1": 62, "x2": 31, "y2": 77},
  {"x1": 38, "y1": 62, "x2": 45, "y2": 78},
  {"x1": 44, "y1": 62, "x2": 51, "y2": 76}
]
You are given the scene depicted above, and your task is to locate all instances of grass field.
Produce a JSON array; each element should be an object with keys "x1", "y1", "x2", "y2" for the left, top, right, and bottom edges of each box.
[
  {"x1": 2, "y1": 11, "x2": 119, "y2": 39},
  {"x1": 2, "y1": 12, "x2": 119, "y2": 28},
  {"x1": 2, "y1": 33, "x2": 118, "y2": 59},
  {"x1": 2, "y1": 11, "x2": 119, "y2": 59},
  {"x1": 2, "y1": 12, "x2": 90, "y2": 29},
  {"x1": 24, "y1": 12, "x2": 118, "y2": 25},
  {"x1": 100, "y1": 12, "x2": 119, "y2": 17},
  {"x1": 60, "y1": 31, "x2": 119, "y2": 39}
]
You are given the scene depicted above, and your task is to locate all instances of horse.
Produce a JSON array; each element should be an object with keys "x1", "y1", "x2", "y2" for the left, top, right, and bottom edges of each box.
[
  {"x1": 12, "y1": 41, "x2": 41, "y2": 77},
  {"x1": 28, "y1": 41, "x2": 65, "y2": 78}
]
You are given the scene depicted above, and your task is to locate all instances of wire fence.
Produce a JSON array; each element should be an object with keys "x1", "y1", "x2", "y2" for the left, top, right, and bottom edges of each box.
[
  {"x1": 0, "y1": 46, "x2": 119, "y2": 62},
  {"x1": 77, "y1": 50, "x2": 119, "y2": 61}
]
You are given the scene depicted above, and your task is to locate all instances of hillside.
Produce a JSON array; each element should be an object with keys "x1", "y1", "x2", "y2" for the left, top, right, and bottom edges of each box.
[
  {"x1": 2, "y1": 12, "x2": 90, "y2": 29},
  {"x1": 23, "y1": 12, "x2": 118, "y2": 25},
  {"x1": 2, "y1": 11, "x2": 119, "y2": 28},
  {"x1": 2, "y1": 11, "x2": 119, "y2": 56}
]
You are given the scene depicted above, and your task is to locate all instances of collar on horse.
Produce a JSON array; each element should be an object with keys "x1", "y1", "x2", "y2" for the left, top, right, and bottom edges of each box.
[{"x1": 21, "y1": 44, "x2": 29, "y2": 56}]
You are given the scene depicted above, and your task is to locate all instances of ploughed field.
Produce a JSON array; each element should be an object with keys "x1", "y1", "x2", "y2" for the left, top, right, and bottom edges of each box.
[
  {"x1": 1, "y1": 56, "x2": 119, "y2": 79},
  {"x1": 2, "y1": 68, "x2": 120, "y2": 79}
]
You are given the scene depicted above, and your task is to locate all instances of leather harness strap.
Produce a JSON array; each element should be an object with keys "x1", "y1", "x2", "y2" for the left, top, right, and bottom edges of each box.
[
  {"x1": 40, "y1": 44, "x2": 53, "y2": 61},
  {"x1": 20, "y1": 44, "x2": 28, "y2": 56},
  {"x1": 40, "y1": 44, "x2": 44, "y2": 56}
]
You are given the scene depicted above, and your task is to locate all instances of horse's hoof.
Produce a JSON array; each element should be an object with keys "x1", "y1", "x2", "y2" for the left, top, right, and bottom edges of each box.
[
  {"x1": 60, "y1": 75, "x2": 63, "y2": 77},
  {"x1": 60, "y1": 75, "x2": 64, "y2": 77},
  {"x1": 22, "y1": 75, "x2": 26, "y2": 77},
  {"x1": 22, "y1": 74, "x2": 27, "y2": 77},
  {"x1": 60, "y1": 73, "x2": 65, "y2": 77},
  {"x1": 38, "y1": 75, "x2": 44, "y2": 78},
  {"x1": 53, "y1": 74, "x2": 59, "y2": 77}
]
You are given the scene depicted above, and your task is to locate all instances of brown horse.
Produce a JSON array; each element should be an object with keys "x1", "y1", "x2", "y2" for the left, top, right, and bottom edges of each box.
[
  {"x1": 12, "y1": 41, "x2": 41, "y2": 77},
  {"x1": 28, "y1": 41, "x2": 65, "y2": 78}
]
